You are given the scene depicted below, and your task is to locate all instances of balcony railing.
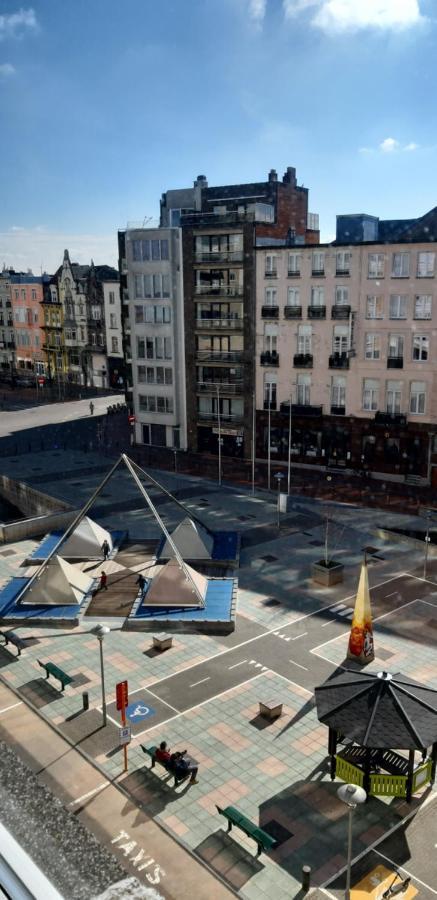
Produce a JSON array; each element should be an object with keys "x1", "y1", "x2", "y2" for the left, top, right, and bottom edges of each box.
[
  {"x1": 261, "y1": 305, "x2": 279, "y2": 319},
  {"x1": 264, "y1": 270, "x2": 278, "y2": 278},
  {"x1": 331, "y1": 304, "x2": 351, "y2": 319},
  {"x1": 287, "y1": 270, "x2": 300, "y2": 277},
  {"x1": 329, "y1": 353, "x2": 350, "y2": 369},
  {"x1": 387, "y1": 356, "x2": 404, "y2": 369},
  {"x1": 308, "y1": 306, "x2": 326, "y2": 319},
  {"x1": 280, "y1": 402, "x2": 323, "y2": 417},
  {"x1": 194, "y1": 251, "x2": 243, "y2": 264},
  {"x1": 374, "y1": 411, "x2": 407, "y2": 426},
  {"x1": 335, "y1": 269, "x2": 350, "y2": 277},
  {"x1": 197, "y1": 411, "x2": 244, "y2": 424},
  {"x1": 311, "y1": 269, "x2": 325, "y2": 277},
  {"x1": 196, "y1": 350, "x2": 243, "y2": 363},
  {"x1": 260, "y1": 352, "x2": 279, "y2": 367},
  {"x1": 195, "y1": 317, "x2": 243, "y2": 330},
  {"x1": 294, "y1": 353, "x2": 313, "y2": 368},
  {"x1": 284, "y1": 305, "x2": 302, "y2": 319},
  {"x1": 330, "y1": 405, "x2": 346, "y2": 416},
  {"x1": 196, "y1": 381, "x2": 243, "y2": 395},
  {"x1": 194, "y1": 285, "x2": 243, "y2": 297}
]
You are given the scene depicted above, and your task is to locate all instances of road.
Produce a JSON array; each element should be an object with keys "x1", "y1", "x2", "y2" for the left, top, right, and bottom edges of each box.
[{"x1": 0, "y1": 395, "x2": 122, "y2": 439}]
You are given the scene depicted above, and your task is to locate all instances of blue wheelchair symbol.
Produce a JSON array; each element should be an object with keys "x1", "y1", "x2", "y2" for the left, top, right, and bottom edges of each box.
[{"x1": 125, "y1": 700, "x2": 155, "y2": 722}]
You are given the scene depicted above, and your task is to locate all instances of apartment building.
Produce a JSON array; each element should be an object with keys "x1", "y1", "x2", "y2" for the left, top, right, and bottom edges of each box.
[
  {"x1": 103, "y1": 277, "x2": 124, "y2": 389},
  {"x1": 160, "y1": 168, "x2": 319, "y2": 458},
  {"x1": 255, "y1": 206, "x2": 437, "y2": 484},
  {"x1": 41, "y1": 275, "x2": 66, "y2": 382},
  {"x1": 0, "y1": 270, "x2": 15, "y2": 372},
  {"x1": 10, "y1": 274, "x2": 45, "y2": 374},
  {"x1": 119, "y1": 226, "x2": 187, "y2": 449}
]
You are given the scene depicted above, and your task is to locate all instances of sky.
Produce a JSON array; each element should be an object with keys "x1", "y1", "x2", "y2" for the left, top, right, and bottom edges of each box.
[{"x1": 0, "y1": 0, "x2": 436, "y2": 273}]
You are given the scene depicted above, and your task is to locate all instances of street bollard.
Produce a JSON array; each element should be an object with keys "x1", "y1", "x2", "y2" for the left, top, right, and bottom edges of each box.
[
  {"x1": 82, "y1": 691, "x2": 89, "y2": 711},
  {"x1": 302, "y1": 865, "x2": 311, "y2": 893}
]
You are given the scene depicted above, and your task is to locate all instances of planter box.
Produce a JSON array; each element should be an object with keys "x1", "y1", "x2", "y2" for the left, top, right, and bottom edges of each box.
[{"x1": 312, "y1": 560, "x2": 344, "y2": 586}]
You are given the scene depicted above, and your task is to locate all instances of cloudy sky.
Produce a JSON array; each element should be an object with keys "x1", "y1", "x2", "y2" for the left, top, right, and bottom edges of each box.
[{"x1": 0, "y1": 0, "x2": 435, "y2": 272}]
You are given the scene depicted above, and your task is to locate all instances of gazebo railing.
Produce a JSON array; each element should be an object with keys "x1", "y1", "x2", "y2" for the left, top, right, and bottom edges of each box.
[
  {"x1": 335, "y1": 755, "x2": 364, "y2": 787},
  {"x1": 412, "y1": 758, "x2": 433, "y2": 792},
  {"x1": 369, "y1": 773, "x2": 406, "y2": 797}
]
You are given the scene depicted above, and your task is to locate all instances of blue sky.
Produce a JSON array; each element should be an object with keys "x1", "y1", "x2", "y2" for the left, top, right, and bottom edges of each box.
[{"x1": 0, "y1": 0, "x2": 435, "y2": 272}]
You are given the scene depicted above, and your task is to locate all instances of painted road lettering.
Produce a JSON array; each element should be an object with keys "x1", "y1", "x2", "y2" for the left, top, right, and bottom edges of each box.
[{"x1": 111, "y1": 830, "x2": 166, "y2": 884}]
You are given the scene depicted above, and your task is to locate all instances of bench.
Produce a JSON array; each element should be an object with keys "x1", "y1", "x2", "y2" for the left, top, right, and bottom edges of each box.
[
  {"x1": 140, "y1": 743, "x2": 190, "y2": 787},
  {"x1": 37, "y1": 660, "x2": 73, "y2": 691},
  {"x1": 0, "y1": 630, "x2": 27, "y2": 656},
  {"x1": 216, "y1": 805, "x2": 277, "y2": 857}
]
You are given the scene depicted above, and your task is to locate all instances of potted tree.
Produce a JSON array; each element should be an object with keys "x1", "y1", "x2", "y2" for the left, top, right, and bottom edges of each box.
[{"x1": 312, "y1": 509, "x2": 344, "y2": 586}]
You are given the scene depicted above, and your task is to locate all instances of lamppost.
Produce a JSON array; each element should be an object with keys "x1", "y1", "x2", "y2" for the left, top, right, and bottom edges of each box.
[
  {"x1": 216, "y1": 384, "x2": 222, "y2": 487},
  {"x1": 423, "y1": 511, "x2": 432, "y2": 579},
  {"x1": 337, "y1": 783, "x2": 367, "y2": 900},
  {"x1": 287, "y1": 392, "x2": 292, "y2": 496},
  {"x1": 91, "y1": 623, "x2": 110, "y2": 726},
  {"x1": 274, "y1": 472, "x2": 285, "y2": 528},
  {"x1": 267, "y1": 382, "x2": 272, "y2": 492}
]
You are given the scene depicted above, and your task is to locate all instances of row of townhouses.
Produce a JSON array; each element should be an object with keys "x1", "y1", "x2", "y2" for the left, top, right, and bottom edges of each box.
[
  {"x1": 0, "y1": 251, "x2": 123, "y2": 389},
  {"x1": 119, "y1": 167, "x2": 437, "y2": 486}
]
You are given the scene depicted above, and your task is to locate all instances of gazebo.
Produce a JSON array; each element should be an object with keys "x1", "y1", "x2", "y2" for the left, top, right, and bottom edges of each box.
[{"x1": 315, "y1": 669, "x2": 437, "y2": 801}]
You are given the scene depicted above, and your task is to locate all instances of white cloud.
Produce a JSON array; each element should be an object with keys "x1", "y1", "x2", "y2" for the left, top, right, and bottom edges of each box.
[
  {"x1": 0, "y1": 62, "x2": 15, "y2": 76},
  {"x1": 0, "y1": 227, "x2": 117, "y2": 274},
  {"x1": 380, "y1": 137, "x2": 399, "y2": 152},
  {"x1": 284, "y1": 0, "x2": 425, "y2": 33},
  {"x1": 0, "y1": 7, "x2": 37, "y2": 40},
  {"x1": 359, "y1": 137, "x2": 420, "y2": 154},
  {"x1": 248, "y1": 0, "x2": 267, "y2": 28},
  {"x1": 404, "y1": 141, "x2": 419, "y2": 151}
]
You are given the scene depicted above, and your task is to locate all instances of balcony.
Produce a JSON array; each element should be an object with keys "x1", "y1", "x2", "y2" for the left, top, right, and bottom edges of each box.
[
  {"x1": 331, "y1": 304, "x2": 351, "y2": 319},
  {"x1": 261, "y1": 305, "x2": 279, "y2": 319},
  {"x1": 294, "y1": 353, "x2": 313, "y2": 368},
  {"x1": 197, "y1": 411, "x2": 244, "y2": 425},
  {"x1": 260, "y1": 351, "x2": 279, "y2": 367},
  {"x1": 196, "y1": 350, "x2": 243, "y2": 363},
  {"x1": 335, "y1": 269, "x2": 350, "y2": 277},
  {"x1": 330, "y1": 405, "x2": 346, "y2": 416},
  {"x1": 387, "y1": 356, "x2": 404, "y2": 369},
  {"x1": 329, "y1": 353, "x2": 349, "y2": 369},
  {"x1": 196, "y1": 381, "x2": 243, "y2": 395},
  {"x1": 195, "y1": 317, "x2": 243, "y2": 330},
  {"x1": 280, "y1": 402, "x2": 323, "y2": 418},
  {"x1": 194, "y1": 284, "x2": 243, "y2": 297},
  {"x1": 264, "y1": 270, "x2": 278, "y2": 279},
  {"x1": 287, "y1": 269, "x2": 300, "y2": 277},
  {"x1": 194, "y1": 251, "x2": 243, "y2": 264},
  {"x1": 284, "y1": 305, "x2": 302, "y2": 319},
  {"x1": 308, "y1": 306, "x2": 326, "y2": 319},
  {"x1": 374, "y1": 411, "x2": 407, "y2": 426},
  {"x1": 311, "y1": 269, "x2": 325, "y2": 277}
]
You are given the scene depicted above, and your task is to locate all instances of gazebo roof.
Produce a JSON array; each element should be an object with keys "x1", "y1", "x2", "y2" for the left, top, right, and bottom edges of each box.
[{"x1": 315, "y1": 669, "x2": 437, "y2": 750}]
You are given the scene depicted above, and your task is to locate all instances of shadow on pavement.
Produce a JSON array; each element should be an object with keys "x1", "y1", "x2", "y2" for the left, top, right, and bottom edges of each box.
[{"x1": 194, "y1": 830, "x2": 263, "y2": 890}]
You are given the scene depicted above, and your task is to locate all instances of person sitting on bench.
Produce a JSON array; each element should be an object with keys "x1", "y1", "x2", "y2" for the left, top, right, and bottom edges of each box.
[
  {"x1": 155, "y1": 740, "x2": 172, "y2": 766},
  {"x1": 170, "y1": 750, "x2": 199, "y2": 785}
]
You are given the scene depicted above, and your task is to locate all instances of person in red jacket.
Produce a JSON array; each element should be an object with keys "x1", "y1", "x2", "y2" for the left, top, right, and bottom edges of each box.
[{"x1": 99, "y1": 571, "x2": 108, "y2": 591}]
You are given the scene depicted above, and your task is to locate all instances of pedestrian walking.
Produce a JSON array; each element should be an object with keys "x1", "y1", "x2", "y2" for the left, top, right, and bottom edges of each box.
[
  {"x1": 101, "y1": 539, "x2": 110, "y2": 560},
  {"x1": 89, "y1": 400, "x2": 94, "y2": 415},
  {"x1": 99, "y1": 570, "x2": 108, "y2": 591},
  {"x1": 136, "y1": 572, "x2": 146, "y2": 598}
]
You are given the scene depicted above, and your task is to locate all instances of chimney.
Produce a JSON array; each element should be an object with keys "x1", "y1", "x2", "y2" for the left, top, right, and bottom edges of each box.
[
  {"x1": 194, "y1": 175, "x2": 208, "y2": 188},
  {"x1": 283, "y1": 166, "x2": 296, "y2": 185},
  {"x1": 268, "y1": 169, "x2": 278, "y2": 183}
]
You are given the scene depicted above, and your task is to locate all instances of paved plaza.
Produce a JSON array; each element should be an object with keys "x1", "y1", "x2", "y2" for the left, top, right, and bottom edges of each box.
[{"x1": 0, "y1": 449, "x2": 437, "y2": 897}]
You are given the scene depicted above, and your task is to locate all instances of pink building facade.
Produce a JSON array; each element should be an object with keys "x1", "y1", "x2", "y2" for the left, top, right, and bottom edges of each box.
[{"x1": 11, "y1": 275, "x2": 46, "y2": 374}]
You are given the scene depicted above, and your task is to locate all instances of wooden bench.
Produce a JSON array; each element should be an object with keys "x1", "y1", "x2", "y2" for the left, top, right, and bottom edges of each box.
[
  {"x1": 216, "y1": 804, "x2": 277, "y2": 857},
  {"x1": 0, "y1": 630, "x2": 27, "y2": 656},
  {"x1": 141, "y1": 743, "x2": 193, "y2": 787},
  {"x1": 37, "y1": 660, "x2": 73, "y2": 691}
]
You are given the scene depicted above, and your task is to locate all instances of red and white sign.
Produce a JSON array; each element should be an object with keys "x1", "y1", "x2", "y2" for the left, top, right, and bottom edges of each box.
[
  {"x1": 37, "y1": 377, "x2": 45, "y2": 386},
  {"x1": 128, "y1": 414, "x2": 136, "y2": 424},
  {"x1": 116, "y1": 680, "x2": 129, "y2": 711}
]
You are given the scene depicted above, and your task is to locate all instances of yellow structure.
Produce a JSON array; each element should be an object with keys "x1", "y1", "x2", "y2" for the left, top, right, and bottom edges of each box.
[{"x1": 351, "y1": 863, "x2": 417, "y2": 900}]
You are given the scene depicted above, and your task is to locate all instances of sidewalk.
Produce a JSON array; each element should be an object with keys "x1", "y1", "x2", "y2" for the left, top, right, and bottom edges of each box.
[{"x1": 0, "y1": 680, "x2": 233, "y2": 900}]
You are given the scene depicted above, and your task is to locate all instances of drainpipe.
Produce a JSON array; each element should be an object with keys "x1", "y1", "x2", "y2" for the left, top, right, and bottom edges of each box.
[{"x1": 427, "y1": 432, "x2": 434, "y2": 485}]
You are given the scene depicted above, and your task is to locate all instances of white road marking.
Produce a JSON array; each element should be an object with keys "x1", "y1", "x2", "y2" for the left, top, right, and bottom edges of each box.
[
  {"x1": 385, "y1": 591, "x2": 397, "y2": 597},
  {"x1": 0, "y1": 701, "x2": 22, "y2": 715},
  {"x1": 312, "y1": 598, "x2": 419, "y2": 660},
  {"x1": 141, "y1": 687, "x2": 180, "y2": 713},
  {"x1": 68, "y1": 782, "x2": 108, "y2": 807},
  {"x1": 289, "y1": 659, "x2": 308, "y2": 671},
  {"x1": 291, "y1": 632, "x2": 308, "y2": 641},
  {"x1": 321, "y1": 620, "x2": 336, "y2": 627},
  {"x1": 189, "y1": 677, "x2": 210, "y2": 687},
  {"x1": 228, "y1": 659, "x2": 247, "y2": 670}
]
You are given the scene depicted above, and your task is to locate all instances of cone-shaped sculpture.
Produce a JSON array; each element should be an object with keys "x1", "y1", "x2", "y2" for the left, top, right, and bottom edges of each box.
[{"x1": 347, "y1": 559, "x2": 375, "y2": 664}]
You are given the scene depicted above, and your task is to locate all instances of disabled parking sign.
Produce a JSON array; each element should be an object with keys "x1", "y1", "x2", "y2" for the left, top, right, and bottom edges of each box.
[{"x1": 125, "y1": 699, "x2": 155, "y2": 723}]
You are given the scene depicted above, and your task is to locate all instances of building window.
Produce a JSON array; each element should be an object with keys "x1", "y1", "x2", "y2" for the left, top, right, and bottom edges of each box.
[
  {"x1": 388, "y1": 334, "x2": 404, "y2": 359},
  {"x1": 135, "y1": 305, "x2": 143, "y2": 324},
  {"x1": 264, "y1": 287, "x2": 277, "y2": 306},
  {"x1": 363, "y1": 378, "x2": 379, "y2": 411},
  {"x1": 297, "y1": 374, "x2": 311, "y2": 405},
  {"x1": 331, "y1": 375, "x2": 346, "y2": 408},
  {"x1": 417, "y1": 251, "x2": 435, "y2": 278},
  {"x1": 264, "y1": 374, "x2": 277, "y2": 409},
  {"x1": 110, "y1": 313, "x2": 117, "y2": 328},
  {"x1": 368, "y1": 253, "x2": 385, "y2": 278},
  {"x1": 109, "y1": 291, "x2": 115, "y2": 304},
  {"x1": 333, "y1": 325, "x2": 348, "y2": 354},
  {"x1": 386, "y1": 380, "x2": 402, "y2": 414},
  {"x1": 31, "y1": 289, "x2": 36, "y2": 300},
  {"x1": 335, "y1": 286, "x2": 349, "y2": 305},
  {"x1": 389, "y1": 295, "x2": 407, "y2": 319},
  {"x1": 297, "y1": 324, "x2": 312, "y2": 354},
  {"x1": 263, "y1": 324, "x2": 278, "y2": 354},
  {"x1": 392, "y1": 252, "x2": 410, "y2": 278},
  {"x1": 310, "y1": 286, "x2": 324, "y2": 306},
  {"x1": 134, "y1": 275, "x2": 143, "y2": 299},
  {"x1": 287, "y1": 287, "x2": 300, "y2": 307},
  {"x1": 111, "y1": 336, "x2": 119, "y2": 353},
  {"x1": 410, "y1": 381, "x2": 426, "y2": 414},
  {"x1": 132, "y1": 239, "x2": 167, "y2": 262},
  {"x1": 288, "y1": 253, "x2": 301, "y2": 275},
  {"x1": 170, "y1": 210, "x2": 181, "y2": 226},
  {"x1": 312, "y1": 251, "x2": 324, "y2": 275},
  {"x1": 414, "y1": 295, "x2": 432, "y2": 319},
  {"x1": 139, "y1": 394, "x2": 173, "y2": 414},
  {"x1": 365, "y1": 333, "x2": 381, "y2": 360},
  {"x1": 265, "y1": 254, "x2": 277, "y2": 276},
  {"x1": 412, "y1": 334, "x2": 429, "y2": 361},
  {"x1": 336, "y1": 251, "x2": 351, "y2": 275},
  {"x1": 161, "y1": 240, "x2": 169, "y2": 260}
]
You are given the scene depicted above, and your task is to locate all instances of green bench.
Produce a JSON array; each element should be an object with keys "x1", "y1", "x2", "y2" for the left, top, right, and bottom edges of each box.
[
  {"x1": 0, "y1": 629, "x2": 27, "y2": 656},
  {"x1": 37, "y1": 659, "x2": 73, "y2": 691},
  {"x1": 216, "y1": 805, "x2": 277, "y2": 857},
  {"x1": 140, "y1": 744, "x2": 190, "y2": 787}
]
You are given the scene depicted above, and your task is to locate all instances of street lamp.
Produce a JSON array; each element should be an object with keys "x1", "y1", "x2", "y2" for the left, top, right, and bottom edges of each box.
[
  {"x1": 424, "y1": 512, "x2": 432, "y2": 579},
  {"x1": 216, "y1": 384, "x2": 222, "y2": 487},
  {"x1": 91, "y1": 623, "x2": 110, "y2": 726},
  {"x1": 274, "y1": 472, "x2": 285, "y2": 528},
  {"x1": 337, "y1": 783, "x2": 367, "y2": 900}
]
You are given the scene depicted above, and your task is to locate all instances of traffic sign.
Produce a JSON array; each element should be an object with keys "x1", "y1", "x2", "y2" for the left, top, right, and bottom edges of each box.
[
  {"x1": 37, "y1": 376, "x2": 45, "y2": 386},
  {"x1": 125, "y1": 700, "x2": 155, "y2": 723},
  {"x1": 119, "y1": 725, "x2": 131, "y2": 745},
  {"x1": 128, "y1": 414, "x2": 136, "y2": 424},
  {"x1": 116, "y1": 680, "x2": 128, "y2": 711}
]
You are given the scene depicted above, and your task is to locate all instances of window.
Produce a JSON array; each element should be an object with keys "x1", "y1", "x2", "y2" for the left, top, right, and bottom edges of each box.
[
  {"x1": 336, "y1": 251, "x2": 351, "y2": 274},
  {"x1": 312, "y1": 251, "x2": 324, "y2": 274},
  {"x1": 170, "y1": 209, "x2": 181, "y2": 227},
  {"x1": 138, "y1": 366, "x2": 172, "y2": 385},
  {"x1": 287, "y1": 287, "x2": 300, "y2": 306},
  {"x1": 388, "y1": 334, "x2": 404, "y2": 359},
  {"x1": 297, "y1": 324, "x2": 312, "y2": 354},
  {"x1": 91, "y1": 307, "x2": 101, "y2": 320},
  {"x1": 139, "y1": 394, "x2": 173, "y2": 414},
  {"x1": 410, "y1": 381, "x2": 426, "y2": 414},
  {"x1": 288, "y1": 253, "x2": 301, "y2": 275},
  {"x1": 162, "y1": 274, "x2": 170, "y2": 297},
  {"x1": 137, "y1": 337, "x2": 145, "y2": 359},
  {"x1": 363, "y1": 378, "x2": 379, "y2": 411},
  {"x1": 111, "y1": 336, "x2": 119, "y2": 353},
  {"x1": 109, "y1": 291, "x2": 115, "y2": 304},
  {"x1": 265, "y1": 254, "x2": 277, "y2": 276},
  {"x1": 264, "y1": 374, "x2": 277, "y2": 408},
  {"x1": 366, "y1": 294, "x2": 383, "y2": 318},
  {"x1": 333, "y1": 325, "x2": 348, "y2": 354},
  {"x1": 331, "y1": 375, "x2": 346, "y2": 408},
  {"x1": 264, "y1": 287, "x2": 277, "y2": 306},
  {"x1": 110, "y1": 313, "x2": 117, "y2": 328},
  {"x1": 412, "y1": 334, "x2": 429, "y2": 361},
  {"x1": 417, "y1": 251, "x2": 435, "y2": 278},
  {"x1": 161, "y1": 240, "x2": 169, "y2": 260},
  {"x1": 392, "y1": 252, "x2": 410, "y2": 278},
  {"x1": 135, "y1": 305, "x2": 143, "y2": 324},
  {"x1": 389, "y1": 295, "x2": 407, "y2": 319},
  {"x1": 80, "y1": 326, "x2": 85, "y2": 341},
  {"x1": 97, "y1": 333, "x2": 104, "y2": 346},
  {"x1": 365, "y1": 333, "x2": 381, "y2": 360},
  {"x1": 297, "y1": 373, "x2": 311, "y2": 405},
  {"x1": 335, "y1": 286, "x2": 349, "y2": 305},
  {"x1": 91, "y1": 333, "x2": 96, "y2": 346},
  {"x1": 311, "y1": 286, "x2": 324, "y2": 306},
  {"x1": 21, "y1": 289, "x2": 25, "y2": 299},
  {"x1": 134, "y1": 275, "x2": 143, "y2": 299},
  {"x1": 263, "y1": 323, "x2": 278, "y2": 353},
  {"x1": 31, "y1": 289, "x2": 36, "y2": 300},
  {"x1": 386, "y1": 380, "x2": 402, "y2": 414},
  {"x1": 414, "y1": 295, "x2": 432, "y2": 319},
  {"x1": 153, "y1": 274, "x2": 161, "y2": 298},
  {"x1": 368, "y1": 253, "x2": 385, "y2": 278}
]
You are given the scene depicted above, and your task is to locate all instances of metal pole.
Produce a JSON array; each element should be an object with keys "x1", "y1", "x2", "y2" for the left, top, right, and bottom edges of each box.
[
  {"x1": 251, "y1": 391, "x2": 256, "y2": 496},
  {"x1": 217, "y1": 385, "x2": 222, "y2": 487},
  {"x1": 277, "y1": 478, "x2": 280, "y2": 528},
  {"x1": 424, "y1": 518, "x2": 431, "y2": 579},
  {"x1": 325, "y1": 511, "x2": 329, "y2": 566},
  {"x1": 287, "y1": 392, "x2": 292, "y2": 496},
  {"x1": 99, "y1": 638, "x2": 107, "y2": 726},
  {"x1": 267, "y1": 384, "x2": 271, "y2": 492},
  {"x1": 345, "y1": 806, "x2": 353, "y2": 900}
]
